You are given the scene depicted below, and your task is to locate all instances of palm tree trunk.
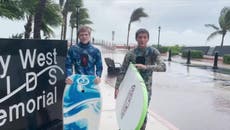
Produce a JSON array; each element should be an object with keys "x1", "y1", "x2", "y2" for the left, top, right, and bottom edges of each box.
[
  {"x1": 63, "y1": 12, "x2": 67, "y2": 40},
  {"x1": 220, "y1": 32, "x2": 226, "y2": 48},
  {"x1": 61, "y1": 22, "x2": 64, "y2": 40},
  {"x1": 24, "y1": 15, "x2": 33, "y2": 39},
  {"x1": 70, "y1": 27, "x2": 73, "y2": 44},
  {"x1": 127, "y1": 22, "x2": 131, "y2": 50},
  {"x1": 33, "y1": 0, "x2": 47, "y2": 39}
]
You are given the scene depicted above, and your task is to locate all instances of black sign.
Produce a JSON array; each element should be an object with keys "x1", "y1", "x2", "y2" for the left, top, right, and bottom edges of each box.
[{"x1": 0, "y1": 39, "x2": 67, "y2": 130}]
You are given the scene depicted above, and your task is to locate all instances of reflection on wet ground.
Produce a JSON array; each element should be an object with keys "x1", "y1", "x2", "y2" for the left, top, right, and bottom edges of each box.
[
  {"x1": 151, "y1": 61, "x2": 230, "y2": 130},
  {"x1": 99, "y1": 46, "x2": 230, "y2": 130}
]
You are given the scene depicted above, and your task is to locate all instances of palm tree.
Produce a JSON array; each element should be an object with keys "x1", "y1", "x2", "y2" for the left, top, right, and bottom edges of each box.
[
  {"x1": 1, "y1": 0, "x2": 62, "y2": 39},
  {"x1": 22, "y1": 0, "x2": 62, "y2": 39},
  {"x1": 59, "y1": 0, "x2": 82, "y2": 40},
  {"x1": 69, "y1": 8, "x2": 92, "y2": 43},
  {"x1": 1, "y1": 0, "x2": 36, "y2": 38},
  {"x1": 33, "y1": 0, "x2": 47, "y2": 39},
  {"x1": 23, "y1": 0, "x2": 62, "y2": 39},
  {"x1": 127, "y1": 7, "x2": 148, "y2": 48},
  {"x1": 205, "y1": 7, "x2": 230, "y2": 48}
]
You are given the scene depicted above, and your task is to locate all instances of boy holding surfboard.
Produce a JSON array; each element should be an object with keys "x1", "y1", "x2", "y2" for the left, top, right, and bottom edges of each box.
[
  {"x1": 63, "y1": 26, "x2": 103, "y2": 130},
  {"x1": 65, "y1": 26, "x2": 103, "y2": 84},
  {"x1": 115, "y1": 28, "x2": 166, "y2": 130}
]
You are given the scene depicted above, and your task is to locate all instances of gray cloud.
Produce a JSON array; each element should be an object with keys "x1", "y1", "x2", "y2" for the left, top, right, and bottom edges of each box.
[{"x1": 83, "y1": 0, "x2": 230, "y2": 46}]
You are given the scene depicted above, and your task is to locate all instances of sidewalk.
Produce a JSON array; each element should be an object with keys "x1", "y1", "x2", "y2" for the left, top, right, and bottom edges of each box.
[{"x1": 99, "y1": 80, "x2": 179, "y2": 130}]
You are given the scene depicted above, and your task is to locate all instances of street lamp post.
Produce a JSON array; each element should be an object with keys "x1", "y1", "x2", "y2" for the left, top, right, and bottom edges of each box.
[
  {"x1": 76, "y1": 5, "x2": 80, "y2": 44},
  {"x1": 112, "y1": 31, "x2": 115, "y2": 41},
  {"x1": 157, "y1": 26, "x2": 161, "y2": 49}
]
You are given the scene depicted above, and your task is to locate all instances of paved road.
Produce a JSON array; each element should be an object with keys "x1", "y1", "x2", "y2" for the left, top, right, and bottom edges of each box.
[{"x1": 151, "y1": 61, "x2": 230, "y2": 130}]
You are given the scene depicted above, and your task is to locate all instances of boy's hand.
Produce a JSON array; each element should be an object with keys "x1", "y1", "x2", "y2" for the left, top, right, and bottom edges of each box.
[
  {"x1": 65, "y1": 77, "x2": 73, "y2": 85},
  {"x1": 94, "y1": 76, "x2": 101, "y2": 84},
  {"x1": 114, "y1": 88, "x2": 119, "y2": 99},
  {"x1": 135, "y1": 64, "x2": 147, "y2": 69}
]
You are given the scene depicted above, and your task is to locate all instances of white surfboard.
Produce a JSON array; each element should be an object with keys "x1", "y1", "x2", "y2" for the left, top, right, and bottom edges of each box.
[{"x1": 116, "y1": 63, "x2": 148, "y2": 130}]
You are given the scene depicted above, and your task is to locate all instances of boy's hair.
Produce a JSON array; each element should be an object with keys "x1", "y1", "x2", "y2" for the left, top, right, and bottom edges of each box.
[
  {"x1": 135, "y1": 28, "x2": 149, "y2": 39},
  {"x1": 78, "y1": 26, "x2": 92, "y2": 35}
]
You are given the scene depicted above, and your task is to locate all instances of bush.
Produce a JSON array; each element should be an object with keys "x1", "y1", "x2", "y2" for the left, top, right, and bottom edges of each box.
[
  {"x1": 223, "y1": 54, "x2": 230, "y2": 64},
  {"x1": 182, "y1": 50, "x2": 204, "y2": 59},
  {"x1": 171, "y1": 51, "x2": 179, "y2": 56},
  {"x1": 170, "y1": 45, "x2": 182, "y2": 52},
  {"x1": 152, "y1": 44, "x2": 182, "y2": 55},
  {"x1": 168, "y1": 45, "x2": 182, "y2": 56},
  {"x1": 151, "y1": 45, "x2": 168, "y2": 53},
  {"x1": 159, "y1": 46, "x2": 168, "y2": 53}
]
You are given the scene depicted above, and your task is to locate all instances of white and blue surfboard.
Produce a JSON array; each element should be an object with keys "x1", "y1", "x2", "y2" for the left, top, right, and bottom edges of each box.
[
  {"x1": 116, "y1": 63, "x2": 148, "y2": 130},
  {"x1": 63, "y1": 74, "x2": 101, "y2": 130}
]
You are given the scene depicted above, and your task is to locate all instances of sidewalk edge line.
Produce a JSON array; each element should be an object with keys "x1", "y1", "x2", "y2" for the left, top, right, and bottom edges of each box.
[{"x1": 148, "y1": 110, "x2": 180, "y2": 130}]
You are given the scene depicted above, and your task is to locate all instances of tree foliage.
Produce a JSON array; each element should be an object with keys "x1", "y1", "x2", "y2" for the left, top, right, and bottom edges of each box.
[
  {"x1": 205, "y1": 7, "x2": 230, "y2": 47},
  {"x1": 127, "y1": 7, "x2": 148, "y2": 47}
]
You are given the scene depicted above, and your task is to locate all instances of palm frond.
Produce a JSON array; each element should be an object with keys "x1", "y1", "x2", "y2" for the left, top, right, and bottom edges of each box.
[
  {"x1": 69, "y1": 7, "x2": 92, "y2": 27},
  {"x1": 63, "y1": 0, "x2": 82, "y2": 13},
  {"x1": 41, "y1": 22, "x2": 54, "y2": 38},
  {"x1": 130, "y1": 7, "x2": 148, "y2": 23},
  {"x1": 10, "y1": 33, "x2": 24, "y2": 39},
  {"x1": 206, "y1": 30, "x2": 223, "y2": 41},
  {"x1": 20, "y1": 0, "x2": 38, "y2": 15},
  {"x1": 223, "y1": 8, "x2": 230, "y2": 29},
  {"x1": 70, "y1": 8, "x2": 89, "y2": 19},
  {"x1": 0, "y1": 0, "x2": 24, "y2": 19},
  {"x1": 205, "y1": 7, "x2": 230, "y2": 47},
  {"x1": 204, "y1": 24, "x2": 219, "y2": 30},
  {"x1": 43, "y1": 0, "x2": 62, "y2": 27},
  {"x1": 219, "y1": 7, "x2": 230, "y2": 30}
]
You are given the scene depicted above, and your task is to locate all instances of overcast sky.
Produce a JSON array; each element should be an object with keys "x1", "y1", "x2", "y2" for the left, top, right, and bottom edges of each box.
[{"x1": 1, "y1": 0, "x2": 230, "y2": 47}]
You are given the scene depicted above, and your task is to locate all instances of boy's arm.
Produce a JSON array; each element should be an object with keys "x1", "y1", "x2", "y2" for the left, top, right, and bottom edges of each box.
[
  {"x1": 95, "y1": 50, "x2": 103, "y2": 77},
  {"x1": 65, "y1": 47, "x2": 74, "y2": 77},
  {"x1": 146, "y1": 55, "x2": 166, "y2": 72},
  {"x1": 145, "y1": 48, "x2": 166, "y2": 72}
]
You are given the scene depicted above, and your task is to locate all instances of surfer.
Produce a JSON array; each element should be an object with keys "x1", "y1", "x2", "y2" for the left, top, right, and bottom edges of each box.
[
  {"x1": 114, "y1": 28, "x2": 166, "y2": 130},
  {"x1": 65, "y1": 26, "x2": 103, "y2": 85}
]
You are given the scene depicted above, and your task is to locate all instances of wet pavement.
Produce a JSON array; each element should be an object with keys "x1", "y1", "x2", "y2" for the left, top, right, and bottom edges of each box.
[
  {"x1": 98, "y1": 45, "x2": 230, "y2": 130},
  {"x1": 151, "y1": 62, "x2": 230, "y2": 130}
]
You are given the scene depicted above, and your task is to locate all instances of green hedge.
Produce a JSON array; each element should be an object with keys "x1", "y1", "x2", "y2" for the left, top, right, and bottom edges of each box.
[
  {"x1": 152, "y1": 45, "x2": 168, "y2": 53},
  {"x1": 168, "y1": 45, "x2": 182, "y2": 56},
  {"x1": 170, "y1": 45, "x2": 182, "y2": 52},
  {"x1": 159, "y1": 46, "x2": 168, "y2": 53},
  {"x1": 171, "y1": 51, "x2": 179, "y2": 56},
  {"x1": 223, "y1": 54, "x2": 230, "y2": 64},
  {"x1": 182, "y1": 50, "x2": 204, "y2": 58},
  {"x1": 152, "y1": 44, "x2": 182, "y2": 55}
]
